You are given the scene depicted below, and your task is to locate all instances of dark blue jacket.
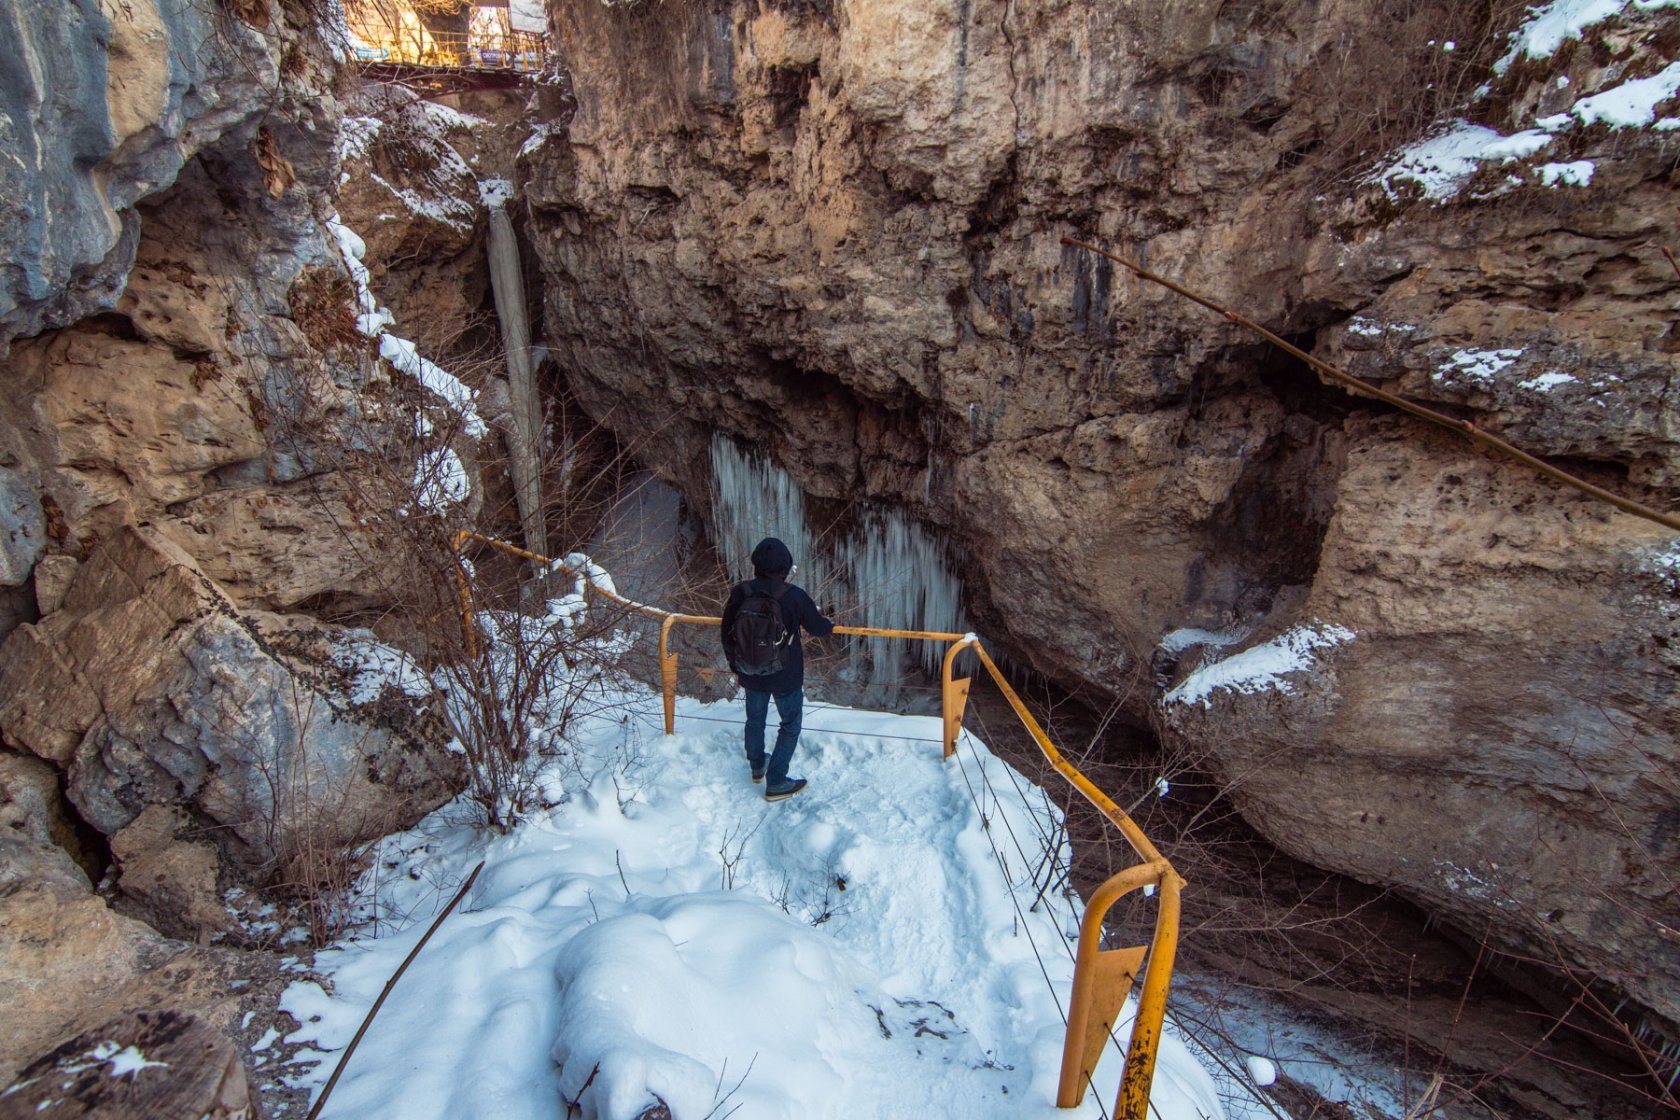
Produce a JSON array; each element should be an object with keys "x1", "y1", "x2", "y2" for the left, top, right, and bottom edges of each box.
[{"x1": 721, "y1": 538, "x2": 834, "y2": 694}]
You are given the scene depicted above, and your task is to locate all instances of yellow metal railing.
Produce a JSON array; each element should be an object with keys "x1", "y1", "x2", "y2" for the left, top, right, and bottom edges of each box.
[
  {"x1": 451, "y1": 530, "x2": 1184, "y2": 1117},
  {"x1": 349, "y1": 28, "x2": 547, "y2": 73}
]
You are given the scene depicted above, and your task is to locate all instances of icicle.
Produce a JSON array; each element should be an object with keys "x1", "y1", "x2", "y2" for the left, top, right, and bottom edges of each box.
[
  {"x1": 709, "y1": 434, "x2": 969, "y2": 705},
  {"x1": 709, "y1": 437, "x2": 828, "y2": 598}
]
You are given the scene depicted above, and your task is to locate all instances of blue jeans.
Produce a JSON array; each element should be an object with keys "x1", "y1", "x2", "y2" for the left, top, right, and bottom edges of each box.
[{"x1": 744, "y1": 688, "x2": 803, "y2": 787}]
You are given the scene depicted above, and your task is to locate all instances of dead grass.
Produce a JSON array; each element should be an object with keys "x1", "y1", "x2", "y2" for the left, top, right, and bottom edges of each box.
[
  {"x1": 287, "y1": 267, "x2": 366, "y2": 354},
  {"x1": 1295, "y1": 0, "x2": 1531, "y2": 184}
]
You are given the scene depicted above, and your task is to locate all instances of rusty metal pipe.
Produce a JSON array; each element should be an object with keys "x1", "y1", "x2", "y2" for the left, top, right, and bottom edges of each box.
[
  {"x1": 1060, "y1": 236, "x2": 1680, "y2": 534},
  {"x1": 1117, "y1": 869, "x2": 1184, "y2": 1120}
]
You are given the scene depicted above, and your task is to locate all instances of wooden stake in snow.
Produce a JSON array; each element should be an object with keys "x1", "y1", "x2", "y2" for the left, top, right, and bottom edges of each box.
[{"x1": 304, "y1": 860, "x2": 486, "y2": 1120}]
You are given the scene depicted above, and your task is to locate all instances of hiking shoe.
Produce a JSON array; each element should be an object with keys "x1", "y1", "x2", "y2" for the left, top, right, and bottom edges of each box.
[
  {"x1": 764, "y1": 778, "x2": 807, "y2": 802},
  {"x1": 750, "y1": 765, "x2": 766, "y2": 784}
]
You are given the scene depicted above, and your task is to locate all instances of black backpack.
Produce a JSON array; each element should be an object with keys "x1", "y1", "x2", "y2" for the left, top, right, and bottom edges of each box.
[{"x1": 731, "y1": 583, "x2": 792, "y2": 676}]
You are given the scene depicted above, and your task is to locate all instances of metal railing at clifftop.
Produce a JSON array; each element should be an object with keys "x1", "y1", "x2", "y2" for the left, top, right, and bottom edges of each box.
[
  {"x1": 452, "y1": 529, "x2": 1186, "y2": 1118},
  {"x1": 351, "y1": 28, "x2": 546, "y2": 72}
]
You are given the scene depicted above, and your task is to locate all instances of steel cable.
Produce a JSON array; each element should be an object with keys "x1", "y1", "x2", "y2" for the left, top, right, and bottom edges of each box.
[{"x1": 1061, "y1": 236, "x2": 1680, "y2": 534}]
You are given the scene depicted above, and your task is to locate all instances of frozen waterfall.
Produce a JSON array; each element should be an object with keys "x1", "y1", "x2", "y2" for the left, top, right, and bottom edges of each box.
[{"x1": 710, "y1": 436, "x2": 969, "y2": 707}]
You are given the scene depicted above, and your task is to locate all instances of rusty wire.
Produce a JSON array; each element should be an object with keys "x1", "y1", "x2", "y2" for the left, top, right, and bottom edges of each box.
[{"x1": 1060, "y1": 236, "x2": 1680, "y2": 534}]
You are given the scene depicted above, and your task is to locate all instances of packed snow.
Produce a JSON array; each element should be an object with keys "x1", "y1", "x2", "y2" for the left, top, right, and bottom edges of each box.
[
  {"x1": 339, "y1": 116, "x2": 383, "y2": 163},
  {"x1": 1242, "y1": 1055, "x2": 1277, "y2": 1087},
  {"x1": 1535, "y1": 160, "x2": 1595, "y2": 187},
  {"x1": 1517, "y1": 369, "x2": 1579, "y2": 392},
  {"x1": 379, "y1": 334, "x2": 488, "y2": 439},
  {"x1": 416, "y1": 102, "x2": 491, "y2": 133},
  {"x1": 1371, "y1": 122, "x2": 1550, "y2": 200},
  {"x1": 275, "y1": 619, "x2": 1241, "y2": 1119},
  {"x1": 519, "y1": 122, "x2": 566, "y2": 158},
  {"x1": 1438, "y1": 347, "x2": 1523, "y2": 386},
  {"x1": 1158, "y1": 625, "x2": 1251, "y2": 656},
  {"x1": 1164, "y1": 624, "x2": 1356, "y2": 709},
  {"x1": 411, "y1": 449, "x2": 471, "y2": 514},
  {"x1": 1569, "y1": 61, "x2": 1680, "y2": 128},
  {"x1": 1345, "y1": 316, "x2": 1418, "y2": 340},
  {"x1": 329, "y1": 631, "x2": 438, "y2": 706},
  {"x1": 1641, "y1": 542, "x2": 1680, "y2": 593}
]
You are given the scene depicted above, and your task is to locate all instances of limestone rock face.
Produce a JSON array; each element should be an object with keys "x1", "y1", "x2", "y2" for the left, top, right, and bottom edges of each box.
[
  {"x1": 0, "y1": 752, "x2": 85, "y2": 869},
  {"x1": 337, "y1": 100, "x2": 492, "y2": 345},
  {"x1": 524, "y1": 0, "x2": 1680, "y2": 1035},
  {"x1": 0, "y1": 834, "x2": 255, "y2": 1087},
  {"x1": 0, "y1": 157, "x2": 416, "y2": 617},
  {"x1": 0, "y1": 526, "x2": 462, "y2": 905},
  {"x1": 0, "y1": 0, "x2": 281, "y2": 349},
  {"x1": 0, "y1": 0, "x2": 464, "y2": 636}
]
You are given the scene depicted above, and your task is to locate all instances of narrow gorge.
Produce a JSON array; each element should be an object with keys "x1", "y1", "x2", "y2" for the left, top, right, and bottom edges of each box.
[{"x1": 2, "y1": 1, "x2": 1678, "y2": 1118}]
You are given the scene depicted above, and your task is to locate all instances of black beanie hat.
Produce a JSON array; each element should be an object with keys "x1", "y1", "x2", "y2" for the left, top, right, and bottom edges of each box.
[{"x1": 751, "y1": 537, "x2": 793, "y2": 577}]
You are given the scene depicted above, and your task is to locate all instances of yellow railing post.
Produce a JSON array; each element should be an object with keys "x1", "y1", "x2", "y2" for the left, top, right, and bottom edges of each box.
[
  {"x1": 1116, "y1": 869, "x2": 1183, "y2": 1120},
  {"x1": 1054, "y1": 861, "x2": 1182, "y2": 1117},
  {"x1": 451, "y1": 530, "x2": 480, "y2": 658},
  {"x1": 659, "y1": 614, "x2": 680, "y2": 736},
  {"x1": 940, "y1": 636, "x2": 976, "y2": 759},
  {"x1": 1056, "y1": 863, "x2": 1157, "y2": 1108}
]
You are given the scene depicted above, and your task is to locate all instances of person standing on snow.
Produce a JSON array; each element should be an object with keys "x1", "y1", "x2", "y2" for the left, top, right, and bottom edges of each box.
[{"x1": 720, "y1": 537, "x2": 835, "y2": 802}]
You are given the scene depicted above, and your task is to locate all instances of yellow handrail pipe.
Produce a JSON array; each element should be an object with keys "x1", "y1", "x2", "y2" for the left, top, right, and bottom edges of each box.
[{"x1": 968, "y1": 642, "x2": 1167, "y2": 867}]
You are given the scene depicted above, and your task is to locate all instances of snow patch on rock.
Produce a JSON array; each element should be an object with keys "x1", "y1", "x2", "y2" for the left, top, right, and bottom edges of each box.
[
  {"x1": 1438, "y1": 347, "x2": 1523, "y2": 386},
  {"x1": 1164, "y1": 624, "x2": 1356, "y2": 709}
]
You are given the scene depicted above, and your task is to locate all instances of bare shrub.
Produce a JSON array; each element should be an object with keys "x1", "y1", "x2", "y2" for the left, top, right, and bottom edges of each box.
[{"x1": 1293, "y1": 0, "x2": 1533, "y2": 182}]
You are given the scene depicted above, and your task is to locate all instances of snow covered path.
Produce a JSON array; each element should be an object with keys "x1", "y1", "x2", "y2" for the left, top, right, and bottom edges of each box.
[{"x1": 279, "y1": 682, "x2": 1224, "y2": 1120}]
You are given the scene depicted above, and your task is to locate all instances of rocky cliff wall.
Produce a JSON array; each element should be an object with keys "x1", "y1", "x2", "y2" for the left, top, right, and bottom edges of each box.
[
  {"x1": 521, "y1": 0, "x2": 1680, "y2": 1043},
  {"x1": 0, "y1": 0, "x2": 477, "y2": 1080}
]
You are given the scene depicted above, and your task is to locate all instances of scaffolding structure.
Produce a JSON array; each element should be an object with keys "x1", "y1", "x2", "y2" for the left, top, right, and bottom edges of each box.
[{"x1": 344, "y1": 0, "x2": 547, "y2": 73}]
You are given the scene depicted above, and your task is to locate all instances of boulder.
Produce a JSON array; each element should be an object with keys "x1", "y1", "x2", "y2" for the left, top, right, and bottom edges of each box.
[
  {"x1": 1162, "y1": 420, "x2": 1680, "y2": 1033},
  {"x1": 31, "y1": 555, "x2": 78, "y2": 616},
  {"x1": 0, "y1": 1010, "x2": 258, "y2": 1120},
  {"x1": 0, "y1": 467, "x2": 45, "y2": 588},
  {"x1": 0, "y1": 751, "x2": 88, "y2": 874},
  {"x1": 0, "y1": 524, "x2": 462, "y2": 911},
  {"x1": 0, "y1": 834, "x2": 251, "y2": 1086},
  {"x1": 109, "y1": 806, "x2": 236, "y2": 945}
]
